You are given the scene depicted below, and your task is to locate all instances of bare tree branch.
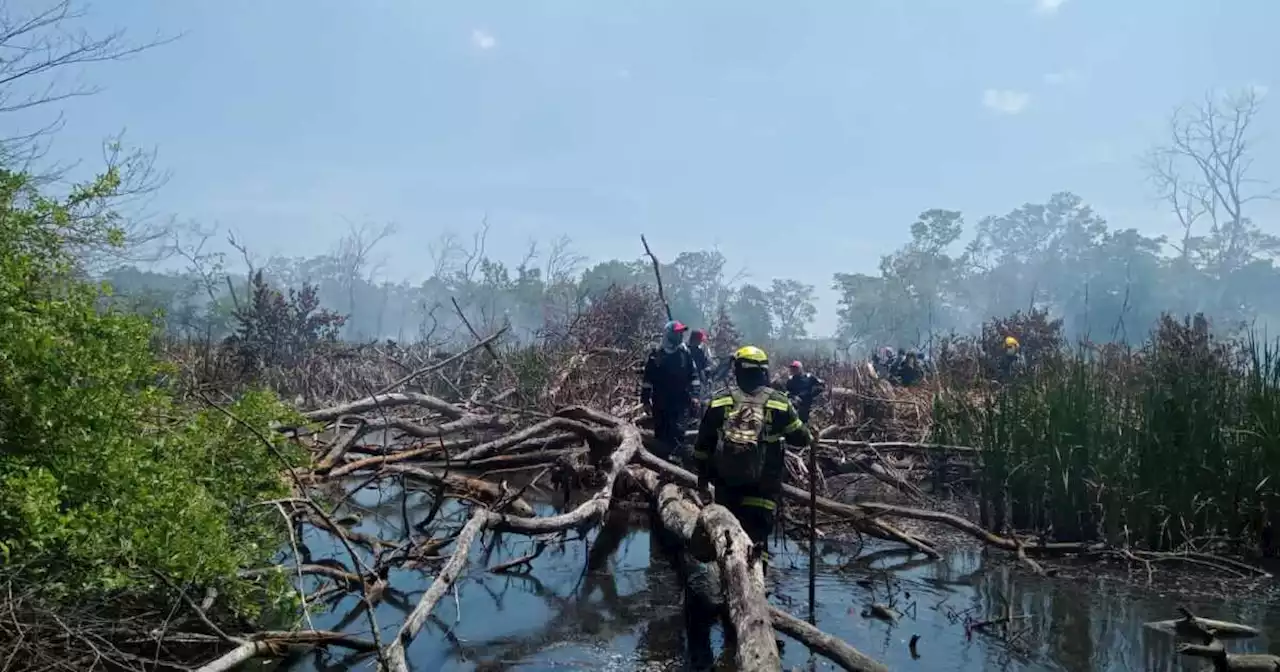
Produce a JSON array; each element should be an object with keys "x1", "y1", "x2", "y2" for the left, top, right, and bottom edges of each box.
[{"x1": 0, "y1": 0, "x2": 180, "y2": 164}]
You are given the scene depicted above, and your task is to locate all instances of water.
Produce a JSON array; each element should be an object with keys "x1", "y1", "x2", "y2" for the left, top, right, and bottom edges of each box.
[{"x1": 280, "y1": 481, "x2": 1280, "y2": 671}]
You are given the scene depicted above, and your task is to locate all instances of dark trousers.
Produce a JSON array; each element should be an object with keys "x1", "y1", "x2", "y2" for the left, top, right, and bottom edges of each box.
[
  {"x1": 651, "y1": 402, "x2": 688, "y2": 460},
  {"x1": 795, "y1": 402, "x2": 813, "y2": 425},
  {"x1": 714, "y1": 483, "x2": 777, "y2": 570}
]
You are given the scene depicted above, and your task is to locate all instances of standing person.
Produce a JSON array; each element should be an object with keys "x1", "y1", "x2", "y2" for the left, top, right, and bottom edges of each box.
[
  {"x1": 687, "y1": 329, "x2": 713, "y2": 396},
  {"x1": 898, "y1": 350, "x2": 923, "y2": 386},
  {"x1": 1000, "y1": 335, "x2": 1024, "y2": 381},
  {"x1": 640, "y1": 320, "x2": 701, "y2": 461},
  {"x1": 873, "y1": 346, "x2": 897, "y2": 379},
  {"x1": 784, "y1": 360, "x2": 826, "y2": 425},
  {"x1": 690, "y1": 345, "x2": 810, "y2": 575}
]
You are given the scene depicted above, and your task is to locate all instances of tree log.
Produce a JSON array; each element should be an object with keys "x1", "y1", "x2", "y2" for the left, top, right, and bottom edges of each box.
[
  {"x1": 633, "y1": 449, "x2": 940, "y2": 558},
  {"x1": 195, "y1": 630, "x2": 376, "y2": 672},
  {"x1": 325, "y1": 438, "x2": 479, "y2": 478},
  {"x1": 382, "y1": 509, "x2": 490, "y2": 672},
  {"x1": 770, "y1": 607, "x2": 889, "y2": 672},
  {"x1": 486, "y1": 425, "x2": 641, "y2": 535},
  {"x1": 389, "y1": 465, "x2": 536, "y2": 517},
  {"x1": 360, "y1": 413, "x2": 512, "y2": 441},
  {"x1": 633, "y1": 467, "x2": 887, "y2": 672},
  {"x1": 314, "y1": 419, "x2": 366, "y2": 471},
  {"x1": 306, "y1": 392, "x2": 468, "y2": 422},
  {"x1": 1176, "y1": 642, "x2": 1280, "y2": 671},
  {"x1": 417, "y1": 447, "x2": 586, "y2": 471},
  {"x1": 378, "y1": 424, "x2": 643, "y2": 671},
  {"x1": 1146, "y1": 606, "x2": 1262, "y2": 639},
  {"x1": 692, "y1": 503, "x2": 782, "y2": 671},
  {"x1": 818, "y1": 439, "x2": 981, "y2": 455},
  {"x1": 451, "y1": 417, "x2": 603, "y2": 463}
]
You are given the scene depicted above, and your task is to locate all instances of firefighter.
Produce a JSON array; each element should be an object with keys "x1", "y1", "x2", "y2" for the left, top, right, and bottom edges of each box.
[
  {"x1": 690, "y1": 345, "x2": 810, "y2": 575},
  {"x1": 640, "y1": 320, "x2": 701, "y2": 461},
  {"x1": 784, "y1": 360, "x2": 826, "y2": 425},
  {"x1": 1000, "y1": 335, "x2": 1024, "y2": 380},
  {"x1": 688, "y1": 328, "x2": 713, "y2": 398}
]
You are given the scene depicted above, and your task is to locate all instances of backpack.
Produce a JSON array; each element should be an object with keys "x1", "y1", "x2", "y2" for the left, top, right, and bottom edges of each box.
[{"x1": 713, "y1": 388, "x2": 771, "y2": 487}]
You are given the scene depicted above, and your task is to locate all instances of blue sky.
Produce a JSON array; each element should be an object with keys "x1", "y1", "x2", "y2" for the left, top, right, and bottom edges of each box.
[{"x1": 28, "y1": 0, "x2": 1280, "y2": 335}]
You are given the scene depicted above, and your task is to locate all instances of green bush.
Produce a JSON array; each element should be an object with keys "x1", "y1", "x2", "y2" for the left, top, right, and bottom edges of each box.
[{"x1": 0, "y1": 168, "x2": 299, "y2": 609}]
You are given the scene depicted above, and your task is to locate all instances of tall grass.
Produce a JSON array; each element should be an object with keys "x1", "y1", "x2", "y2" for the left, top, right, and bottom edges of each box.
[{"x1": 932, "y1": 316, "x2": 1280, "y2": 553}]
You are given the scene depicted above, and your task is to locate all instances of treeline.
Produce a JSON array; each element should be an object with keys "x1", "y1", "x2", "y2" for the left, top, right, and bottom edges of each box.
[
  {"x1": 101, "y1": 226, "x2": 827, "y2": 350},
  {"x1": 103, "y1": 89, "x2": 1278, "y2": 354},
  {"x1": 838, "y1": 89, "x2": 1279, "y2": 351}
]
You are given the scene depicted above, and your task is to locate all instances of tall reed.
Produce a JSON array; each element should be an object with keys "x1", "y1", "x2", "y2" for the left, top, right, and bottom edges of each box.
[{"x1": 932, "y1": 316, "x2": 1280, "y2": 553}]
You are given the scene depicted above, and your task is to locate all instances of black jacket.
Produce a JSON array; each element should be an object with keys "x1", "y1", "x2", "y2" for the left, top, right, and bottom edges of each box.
[
  {"x1": 785, "y1": 373, "x2": 826, "y2": 405},
  {"x1": 640, "y1": 344, "x2": 700, "y2": 407},
  {"x1": 690, "y1": 386, "x2": 810, "y2": 494},
  {"x1": 689, "y1": 343, "x2": 712, "y2": 382}
]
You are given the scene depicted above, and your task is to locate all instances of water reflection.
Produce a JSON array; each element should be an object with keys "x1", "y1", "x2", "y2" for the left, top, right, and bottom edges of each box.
[{"x1": 279, "y1": 483, "x2": 1280, "y2": 671}]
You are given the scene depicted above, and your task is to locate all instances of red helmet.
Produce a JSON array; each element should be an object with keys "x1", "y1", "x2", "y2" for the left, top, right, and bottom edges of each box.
[{"x1": 789, "y1": 360, "x2": 802, "y2": 369}]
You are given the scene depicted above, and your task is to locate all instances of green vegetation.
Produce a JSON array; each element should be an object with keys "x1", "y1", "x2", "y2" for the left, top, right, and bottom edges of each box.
[
  {"x1": 0, "y1": 168, "x2": 301, "y2": 612},
  {"x1": 932, "y1": 316, "x2": 1280, "y2": 553}
]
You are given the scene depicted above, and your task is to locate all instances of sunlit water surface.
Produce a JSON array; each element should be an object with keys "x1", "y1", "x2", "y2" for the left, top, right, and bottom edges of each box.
[{"x1": 275, "y1": 482, "x2": 1280, "y2": 671}]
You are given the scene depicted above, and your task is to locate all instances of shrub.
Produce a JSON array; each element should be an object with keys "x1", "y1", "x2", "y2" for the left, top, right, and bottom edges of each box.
[{"x1": 0, "y1": 168, "x2": 299, "y2": 609}]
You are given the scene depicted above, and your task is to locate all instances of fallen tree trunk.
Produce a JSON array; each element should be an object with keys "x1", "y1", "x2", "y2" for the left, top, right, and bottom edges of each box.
[
  {"x1": 325, "y1": 438, "x2": 479, "y2": 477},
  {"x1": 821, "y1": 451, "x2": 926, "y2": 501},
  {"x1": 486, "y1": 425, "x2": 641, "y2": 535},
  {"x1": 853, "y1": 502, "x2": 1270, "y2": 576},
  {"x1": 770, "y1": 607, "x2": 889, "y2": 672},
  {"x1": 633, "y1": 467, "x2": 886, "y2": 672},
  {"x1": 1176, "y1": 642, "x2": 1280, "y2": 671},
  {"x1": 382, "y1": 509, "x2": 490, "y2": 672},
  {"x1": 417, "y1": 447, "x2": 586, "y2": 471},
  {"x1": 388, "y1": 464, "x2": 536, "y2": 517},
  {"x1": 359, "y1": 413, "x2": 513, "y2": 442},
  {"x1": 377, "y1": 424, "x2": 643, "y2": 670},
  {"x1": 817, "y1": 439, "x2": 982, "y2": 456},
  {"x1": 314, "y1": 419, "x2": 366, "y2": 471},
  {"x1": 451, "y1": 417, "x2": 603, "y2": 463},
  {"x1": 305, "y1": 392, "x2": 468, "y2": 422},
  {"x1": 1145, "y1": 606, "x2": 1262, "y2": 639},
  {"x1": 633, "y1": 448, "x2": 940, "y2": 558},
  {"x1": 692, "y1": 503, "x2": 781, "y2": 671},
  {"x1": 195, "y1": 630, "x2": 377, "y2": 672}
]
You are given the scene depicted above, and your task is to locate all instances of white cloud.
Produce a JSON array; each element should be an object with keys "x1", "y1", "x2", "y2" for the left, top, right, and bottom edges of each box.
[
  {"x1": 470, "y1": 29, "x2": 496, "y2": 50},
  {"x1": 982, "y1": 89, "x2": 1031, "y2": 115},
  {"x1": 1034, "y1": 0, "x2": 1068, "y2": 15},
  {"x1": 1043, "y1": 68, "x2": 1081, "y2": 86}
]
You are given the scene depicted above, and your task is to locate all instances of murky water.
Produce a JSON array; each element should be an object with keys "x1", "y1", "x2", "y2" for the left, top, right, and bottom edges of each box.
[{"x1": 279, "y1": 481, "x2": 1280, "y2": 671}]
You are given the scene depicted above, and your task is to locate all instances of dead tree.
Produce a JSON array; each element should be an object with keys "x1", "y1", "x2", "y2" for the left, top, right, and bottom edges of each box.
[{"x1": 1145, "y1": 87, "x2": 1279, "y2": 316}]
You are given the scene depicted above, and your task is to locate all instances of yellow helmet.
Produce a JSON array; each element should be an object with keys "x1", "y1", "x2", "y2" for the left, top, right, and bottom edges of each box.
[
  {"x1": 733, "y1": 345, "x2": 769, "y2": 368},
  {"x1": 1004, "y1": 336, "x2": 1019, "y2": 349}
]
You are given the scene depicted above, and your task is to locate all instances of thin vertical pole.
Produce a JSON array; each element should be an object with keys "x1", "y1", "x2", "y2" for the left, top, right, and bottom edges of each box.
[{"x1": 807, "y1": 440, "x2": 817, "y2": 626}]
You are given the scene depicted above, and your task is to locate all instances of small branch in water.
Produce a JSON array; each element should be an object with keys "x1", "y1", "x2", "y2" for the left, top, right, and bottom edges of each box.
[{"x1": 489, "y1": 541, "x2": 547, "y2": 574}]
